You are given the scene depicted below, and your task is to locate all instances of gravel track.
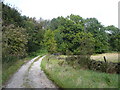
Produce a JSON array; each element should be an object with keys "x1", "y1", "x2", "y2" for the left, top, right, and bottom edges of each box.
[{"x1": 4, "y1": 55, "x2": 58, "y2": 89}]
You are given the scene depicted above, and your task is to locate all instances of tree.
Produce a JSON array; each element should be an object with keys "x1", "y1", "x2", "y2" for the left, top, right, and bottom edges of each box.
[
  {"x1": 54, "y1": 29, "x2": 64, "y2": 52},
  {"x1": 23, "y1": 18, "x2": 45, "y2": 53},
  {"x1": 2, "y1": 3, "x2": 24, "y2": 27},
  {"x1": 43, "y1": 29, "x2": 57, "y2": 53},
  {"x1": 2, "y1": 25, "x2": 28, "y2": 62},
  {"x1": 85, "y1": 18, "x2": 110, "y2": 53},
  {"x1": 49, "y1": 15, "x2": 95, "y2": 55},
  {"x1": 105, "y1": 25, "x2": 120, "y2": 51},
  {"x1": 72, "y1": 32, "x2": 95, "y2": 55},
  {"x1": 67, "y1": 14, "x2": 84, "y2": 25}
]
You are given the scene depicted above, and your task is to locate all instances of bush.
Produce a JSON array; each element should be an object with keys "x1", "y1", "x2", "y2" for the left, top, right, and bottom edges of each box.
[{"x1": 2, "y1": 25, "x2": 28, "y2": 63}]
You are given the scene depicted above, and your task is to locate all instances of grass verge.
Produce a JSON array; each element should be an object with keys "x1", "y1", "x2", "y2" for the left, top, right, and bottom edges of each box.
[
  {"x1": 2, "y1": 56, "x2": 32, "y2": 85},
  {"x1": 41, "y1": 55, "x2": 119, "y2": 88},
  {"x1": 2, "y1": 49, "x2": 47, "y2": 85}
]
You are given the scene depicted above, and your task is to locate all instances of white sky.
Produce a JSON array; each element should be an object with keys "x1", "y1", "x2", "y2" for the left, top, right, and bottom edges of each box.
[{"x1": 4, "y1": 0, "x2": 120, "y2": 27}]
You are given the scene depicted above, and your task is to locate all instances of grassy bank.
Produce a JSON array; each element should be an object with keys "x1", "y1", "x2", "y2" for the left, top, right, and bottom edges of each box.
[
  {"x1": 2, "y1": 49, "x2": 47, "y2": 85},
  {"x1": 2, "y1": 57, "x2": 32, "y2": 85},
  {"x1": 41, "y1": 55, "x2": 119, "y2": 88}
]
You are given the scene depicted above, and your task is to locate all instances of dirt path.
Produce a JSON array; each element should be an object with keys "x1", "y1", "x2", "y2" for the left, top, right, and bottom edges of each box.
[{"x1": 5, "y1": 55, "x2": 58, "y2": 88}]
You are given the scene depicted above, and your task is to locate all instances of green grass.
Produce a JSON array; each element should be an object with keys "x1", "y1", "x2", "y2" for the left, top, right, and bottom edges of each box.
[
  {"x1": 2, "y1": 57, "x2": 33, "y2": 85},
  {"x1": 41, "y1": 55, "x2": 119, "y2": 88}
]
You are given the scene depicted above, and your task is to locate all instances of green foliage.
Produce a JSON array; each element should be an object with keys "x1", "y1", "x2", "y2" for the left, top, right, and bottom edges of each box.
[
  {"x1": 85, "y1": 18, "x2": 110, "y2": 53},
  {"x1": 43, "y1": 29, "x2": 57, "y2": 53},
  {"x1": 72, "y1": 32, "x2": 95, "y2": 55},
  {"x1": 49, "y1": 15, "x2": 95, "y2": 55},
  {"x1": 54, "y1": 29, "x2": 64, "y2": 52},
  {"x1": 24, "y1": 19, "x2": 45, "y2": 52},
  {"x1": 2, "y1": 3, "x2": 48, "y2": 65},
  {"x1": 3, "y1": 2, "x2": 119, "y2": 57},
  {"x1": 2, "y1": 3, "x2": 24, "y2": 27},
  {"x1": 113, "y1": 33, "x2": 120, "y2": 51},
  {"x1": 2, "y1": 25, "x2": 28, "y2": 62},
  {"x1": 29, "y1": 49, "x2": 48, "y2": 57},
  {"x1": 105, "y1": 25, "x2": 120, "y2": 51},
  {"x1": 67, "y1": 14, "x2": 84, "y2": 25}
]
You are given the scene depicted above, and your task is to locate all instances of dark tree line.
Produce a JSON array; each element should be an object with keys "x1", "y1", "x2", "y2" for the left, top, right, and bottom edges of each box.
[
  {"x1": 2, "y1": 3, "x2": 47, "y2": 63},
  {"x1": 2, "y1": 3, "x2": 120, "y2": 63},
  {"x1": 44, "y1": 15, "x2": 120, "y2": 54}
]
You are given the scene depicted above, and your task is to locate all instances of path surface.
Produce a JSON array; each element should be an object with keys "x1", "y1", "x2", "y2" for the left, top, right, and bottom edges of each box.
[{"x1": 5, "y1": 55, "x2": 58, "y2": 88}]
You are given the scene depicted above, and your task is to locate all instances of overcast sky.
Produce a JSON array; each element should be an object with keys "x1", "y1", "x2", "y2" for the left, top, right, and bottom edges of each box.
[{"x1": 4, "y1": 0, "x2": 119, "y2": 27}]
